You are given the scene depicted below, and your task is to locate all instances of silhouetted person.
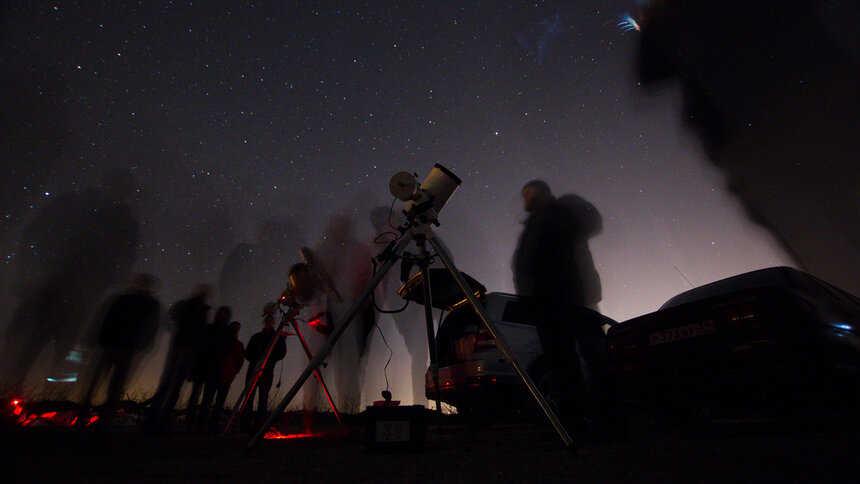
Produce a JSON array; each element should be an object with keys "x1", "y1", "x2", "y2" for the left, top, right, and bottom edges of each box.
[
  {"x1": 217, "y1": 217, "x2": 306, "y2": 331},
  {"x1": 369, "y1": 206, "x2": 429, "y2": 406},
  {"x1": 315, "y1": 212, "x2": 375, "y2": 412},
  {"x1": 636, "y1": 0, "x2": 859, "y2": 297},
  {"x1": 79, "y1": 273, "x2": 161, "y2": 429},
  {"x1": 1, "y1": 169, "x2": 140, "y2": 391},
  {"x1": 240, "y1": 310, "x2": 286, "y2": 433},
  {"x1": 512, "y1": 180, "x2": 612, "y2": 437},
  {"x1": 290, "y1": 289, "x2": 330, "y2": 434},
  {"x1": 186, "y1": 305, "x2": 232, "y2": 432},
  {"x1": 207, "y1": 321, "x2": 244, "y2": 432},
  {"x1": 146, "y1": 284, "x2": 211, "y2": 431}
]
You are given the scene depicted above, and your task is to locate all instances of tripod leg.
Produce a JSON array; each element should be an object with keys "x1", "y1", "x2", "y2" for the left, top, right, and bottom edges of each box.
[
  {"x1": 426, "y1": 232, "x2": 576, "y2": 451},
  {"x1": 291, "y1": 320, "x2": 343, "y2": 427},
  {"x1": 246, "y1": 234, "x2": 413, "y2": 450},
  {"x1": 222, "y1": 306, "x2": 298, "y2": 436},
  {"x1": 416, "y1": 239, "x2": 444, "y2": 428}
]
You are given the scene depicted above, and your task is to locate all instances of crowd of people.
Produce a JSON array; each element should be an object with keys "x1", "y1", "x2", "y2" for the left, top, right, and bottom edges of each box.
[
  {"x1": 78, "y1": 281, "x2": 268, "y2": 434},
  {"x1": 0, "y1": 176, "x2": 619, "y2": 443}
]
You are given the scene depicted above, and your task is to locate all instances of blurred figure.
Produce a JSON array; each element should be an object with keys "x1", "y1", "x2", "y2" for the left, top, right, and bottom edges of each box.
[
  {"x1": 1, "y1": 169, "x2": 140, "y2": 391},
  {"x1": 315, "y1": 212, "x2": 375, "y2": 412},
  {"x1": 186, "y1": 305, "x2": 232, "y2": 432},
  {"x1": 217, "y1": 216, "x2": 306, "y2": 330},
  {"x1": 370, "y1": 205, "x2": 428, "y2": 406},
  {"x1": 207, "y1": 321, "x2": 244, "y2": 432},
  {"x1": 79, "y1": 273, "x2": 161, "y2": 429},
  {"x1": 240, "y1": 308, "x2": 286, "y2": 433},
  {"x1": 512, "y1": 180, "x2": 613, "y2": 437},
  {"x1": 513, "y1": 180, "x2": 602, "y2": 310},
  {"x1": 287, "y1": 276, "x2": 331, "y2": 434},
  {"x1": 146, "y1": 284, "x2": 211, "y2": 431},
  {"x1": 636, "y1": 0, "x2": 859, "y2": 296}
]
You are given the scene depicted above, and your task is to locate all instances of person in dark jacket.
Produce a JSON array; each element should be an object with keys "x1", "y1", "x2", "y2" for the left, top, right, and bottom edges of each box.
[
  {"x1": 207, "y1": 321, "x2": 244, "y2": 432},
  {"x1": 186, "y1": 305, "x2": 232, "y2": 432},
  {"x1": 79, "y1": 273, "x2": 161, "y2": 428},
  {"x1": 240, "y1": 308, "x2": 286, "y2": 432},
  {"x1": 146, "y1": 284, "x2": 211, "y2": 432},
  {"x1": 512, "y1": 180, "x2": 617, "y2": 438}
]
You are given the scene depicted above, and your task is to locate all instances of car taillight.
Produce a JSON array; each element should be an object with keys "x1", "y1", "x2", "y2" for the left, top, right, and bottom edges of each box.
[
  {"x1": 608, "y1": 331, "x2": 642, "y2": 372},
  {"x1": 475, "y1": 327, "x2": 496, "y2": 351}
]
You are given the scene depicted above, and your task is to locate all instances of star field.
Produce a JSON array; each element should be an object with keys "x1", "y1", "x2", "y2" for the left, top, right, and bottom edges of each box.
[{"x1": 1, "y1": 0, "x2": 790, "y2": 332}]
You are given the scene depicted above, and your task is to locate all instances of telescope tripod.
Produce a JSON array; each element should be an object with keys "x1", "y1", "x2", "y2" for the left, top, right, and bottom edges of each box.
[
  {"x1": 222, "y1": 304, "x2": 342, "y2": 436},
  {"x1": 246, "y1": 219, "x2": 576, "y2": 451}
]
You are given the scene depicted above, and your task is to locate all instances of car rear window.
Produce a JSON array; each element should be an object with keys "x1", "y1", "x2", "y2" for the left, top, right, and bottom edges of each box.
[
  {"x1": 799, "y1": 272, "x2": 860, "y2": 307},
  {"x1": 660, "y1": 267, "x2": 793, "y2": 309},
  {"x1": 501, "y1": 299, "x2": 539, "y2": 326}
]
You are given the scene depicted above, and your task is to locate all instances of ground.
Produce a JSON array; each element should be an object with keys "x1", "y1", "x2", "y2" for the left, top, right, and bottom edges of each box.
[{"x1": 2, "y1": 407, "x2": 858, "y2": 483}]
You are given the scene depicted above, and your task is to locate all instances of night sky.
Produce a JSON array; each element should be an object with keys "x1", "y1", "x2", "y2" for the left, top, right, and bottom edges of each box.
[{"x1": 1, "y1": 1, "x2": 792, "y2": 403}]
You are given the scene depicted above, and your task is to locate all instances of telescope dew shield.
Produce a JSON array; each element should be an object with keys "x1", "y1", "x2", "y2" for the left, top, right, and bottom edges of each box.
[
  {"x1": 405, "y1": 164, "x2": 461, "y2": 221},
  {"x1": 285, "y1": 262, "x2": 316, "y2": 301}
]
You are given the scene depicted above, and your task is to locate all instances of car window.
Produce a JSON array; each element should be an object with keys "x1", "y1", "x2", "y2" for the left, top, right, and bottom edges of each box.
[
  {"x1": 501, "y1": 299, "x2": 539, "y2": 326},
  {"x1": 660, "y1": 267, "x2": 792, "y2": 309},
  {"x1": 804, "y1": 273, "x2": 860, "y2": 307},
  {"x1": 787, "y1": 270, "x2": 832, "y2": 299}
]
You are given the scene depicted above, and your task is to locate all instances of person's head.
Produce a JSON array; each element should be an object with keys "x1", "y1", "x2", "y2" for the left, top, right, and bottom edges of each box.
[
  {"x1": 263, "y1": 313, "x2": 275, "y2": 330},
  {"x1": 262, "y1": 301, "x2": 278, "y2": 317},
  {"x1": 521, "y1": 180, "x2": 553, "y2": 213},
  {"x1": 99, "y1": 168, "x2": 138, "y2": 201},
  {"x1": 561, "y1": 193, "x2": 603, "y2": 239},
  {"x1": 192, "y1": 283, "x2": 213, "y2": 301},
  {"x1": 322, "y1": 211, "x2": 354, "y2": 243},
  {"x1": 229, "y1": 321, "x2": 241, "y2": 337},
  {"x1": 132, "y1": 273, "x2": 158, "y2": 293},
  {"x1": 214, "y1": 306, "x2": 232, "y2": 324}
]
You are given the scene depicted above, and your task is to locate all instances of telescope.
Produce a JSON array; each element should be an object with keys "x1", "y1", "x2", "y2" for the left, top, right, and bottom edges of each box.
[
  {"x1": 247, "y1": 163, "x2": 575, "y2": 451},
  {"x1": 389, "y1": 163, "x2": 462, "y2": 225}
]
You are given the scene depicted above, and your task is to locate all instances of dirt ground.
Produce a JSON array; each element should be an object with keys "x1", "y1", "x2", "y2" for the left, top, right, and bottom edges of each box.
[{"x1": 2, "y1": 408, "x2": 859, "y2": 483}]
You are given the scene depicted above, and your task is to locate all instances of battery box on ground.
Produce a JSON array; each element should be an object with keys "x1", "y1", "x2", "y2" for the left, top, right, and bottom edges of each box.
[{"x1": 363, "y1": 404, "x2": 427, "y2": 453}]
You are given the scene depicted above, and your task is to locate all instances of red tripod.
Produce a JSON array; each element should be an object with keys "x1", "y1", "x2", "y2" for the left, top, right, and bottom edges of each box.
[{"x1": 221, "y1": 304, "x2": 341, "y2": 435}]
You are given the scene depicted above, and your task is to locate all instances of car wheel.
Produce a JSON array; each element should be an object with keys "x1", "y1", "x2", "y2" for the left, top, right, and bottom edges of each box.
[{"x1": 528, "y1": 361, "x2": 567, "y2": 426}]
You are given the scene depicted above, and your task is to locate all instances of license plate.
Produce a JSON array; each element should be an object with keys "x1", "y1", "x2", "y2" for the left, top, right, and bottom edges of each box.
[{"x1": 649, "y1": 320, "x2": 716, "y2": 345}]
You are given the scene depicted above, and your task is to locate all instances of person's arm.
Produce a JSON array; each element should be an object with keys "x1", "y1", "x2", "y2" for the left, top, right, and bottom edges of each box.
[
  {"x1": 235, "y1": 343, "x2": 245, "y2": 372},
  {"x1": 273, "y1": 337, "x2": 287, "y2": 362},
  {"x1": 245, "y1": 334, "x2": 259, "y2": 362}
]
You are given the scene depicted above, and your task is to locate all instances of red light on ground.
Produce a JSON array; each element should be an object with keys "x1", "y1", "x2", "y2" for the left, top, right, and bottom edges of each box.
[
  {"x1": 12, "y1": 400, "x2": 20, "y2": 406},
  {"x1": 263, "y1": 429, "x2": 319, "y2": 440},
  {"x1": 20, "y1": 415, "x2": 38, "y2": 426},
  {"x1": 14, "y1": 408, "x2": 97, "y2": 427}
]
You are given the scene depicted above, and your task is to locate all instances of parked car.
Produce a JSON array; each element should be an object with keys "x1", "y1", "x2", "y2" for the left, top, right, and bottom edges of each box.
[
  {"x1": 606, "y1": 266, "x2": 860, "y2": 419},
  {"x1": 399, "y1": 269, "x2": 617, "y2": 425}
]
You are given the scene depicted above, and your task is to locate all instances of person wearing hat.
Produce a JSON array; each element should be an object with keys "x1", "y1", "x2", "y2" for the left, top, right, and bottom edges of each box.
[{"x1": 240, "y1": 304, "x2": 287, "y2": 433}]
